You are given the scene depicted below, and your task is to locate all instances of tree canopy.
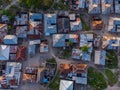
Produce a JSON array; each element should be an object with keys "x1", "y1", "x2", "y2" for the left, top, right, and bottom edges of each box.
[
  {"x1": 19, "y1": 0, "x2": 53, "y2": 10},
  {"x1": 81, "y1": 45, "x2": 89, "y2": 52}
]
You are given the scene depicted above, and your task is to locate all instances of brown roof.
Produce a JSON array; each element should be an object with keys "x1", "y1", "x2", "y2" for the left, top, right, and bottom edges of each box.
[
  {"x1": 0, "y1": 24, "x2": 7, "y2": 29},
  {"x1": 9, "y1": 79, "x2": 18, "y2": 86},
  {"x1": 27, "y1": 23, "x2": 43, "y2": 39},
  {"x1": 92, "y1": 20, "x2": 103, "y2": 29},
  {"x1": 16, "y1": 46, "x2": 26, "y2": 61},
  {"x1": 60, "y1": 64, "x2": 87, "y2": 75}
]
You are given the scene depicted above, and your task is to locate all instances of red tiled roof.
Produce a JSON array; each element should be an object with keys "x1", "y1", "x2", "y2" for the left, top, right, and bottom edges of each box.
[{"x1": 16, "y1": 46, "x2": 26, "y2": 61}]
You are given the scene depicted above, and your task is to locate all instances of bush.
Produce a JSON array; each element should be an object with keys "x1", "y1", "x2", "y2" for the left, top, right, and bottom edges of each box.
[{"x1": 46, "y1": 58, "x2": 56, "y2": 64}]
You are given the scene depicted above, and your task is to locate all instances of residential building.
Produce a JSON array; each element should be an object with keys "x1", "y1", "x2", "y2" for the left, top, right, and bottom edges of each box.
[
  {"x1": 79, "y1": 34, "x2": 93, "y2": 61},
  {"x1": 92, "y1": 16, "x2": 103, "y2": 30},
  {"x1": 94, "y1": 36, "x2": 101, "y2": 48},
  {"x1": 40, "y1": 40, "x2": 48, "y2": 53},
  {"x1": 9, "y1": 46, "x2": 18, "y2": 60},
  {"x1": 28, "y1": 40, "x2": 40, "y2": 57},
  {"x1": 69, "y1": 14, "x2": 76, "y2": 21},
  {"x1": 28, "y1": 13, "x2": 43, "y2": 39},
  {"x1": 0, "y1": 62, "x2": 22, "y2": 89},
  {"x1": 29, "y1": 40, "x2": 40, "y2": 45},
  {"x1": 28, "y1": 45, "x2": 36, "y2": 57},
  {"x1": 0, "y1": 24, "x2": 7, "y2": 43},
  {"x1": 70, "y1": 18, "x2": 82, "y2": 31},
  {"x1": 72, "y1": 48, "x2": 91, "y2": 61},
  {"x1": 6, "y1": 62, "x2": 22, "y2": 88},
  {"x1": 10, "y1": 46, "x2": 18, "y2": 54},
  {"x1": 108, "y1": 17, "x2": 120, "y2": 32},
  {"x1": 23, "y1": 67, "x2": 38, "y2": 83},
  {"x1": 101, "y1": 0, "x2": 114, "y2": 14},
  {"x1": 16, "y1": 46, "x2": 27, "y2": 61},
  {"x1": 58, "y1": 17, "x2": 70, "y2": 33},
  {"x1": 94, "y1": 50, "x2": 106, "y2": 65},
  {"x1": 60, "y1": 64, "x2": 87, "y2": 85},
  {"x1": 14, "y1": 13, "x2": 28, "y2": 25},
  {"x1": 3, "y1": 35, "x2": 18, "y2": 45},
  {"x1": 1, "y1": 15, "x2": 9, "y2": 23},
  {"x1": 88, "y1": 0, "x2": 101, "y2": 14},
  {"x1": 80, "y1": 34, "x2": 93, "y2": 47},
  {"x1": 59, "y1": 80, "x2": 74, "y2": 90},
  {"x1": 76, "y1": 0, "x2": 85, "y2": 9},
  {"x1": 16, "y1": 26, "x2": 27, "y2": 38},
  {"x1": 115, "y1": 0, "x2": 120, "y2": 14},
  {"x1": 0, "y1": 45, "x2": 10, "y2": 61},
  {"x1": 53, "y1": 34, "x2": 78, "y2": 47},
  {"x1": 42, "y1": 63, "x2": 56, "y2": 83},
  {"x1": 72, "y1": 48, "x2": 82, "y2": 60},
  {"x1": 14, "y1": 13, "x2": 28, "y2": 38},
  {"x1": 44, "y1": 14, "x2": 57, "y2": 36},
  {"x1": 102, "y1": 36, "x2": 120, "y2": 50},
  {"x1": 70, "y1": 0, "x2": 85, "y2": 10}
]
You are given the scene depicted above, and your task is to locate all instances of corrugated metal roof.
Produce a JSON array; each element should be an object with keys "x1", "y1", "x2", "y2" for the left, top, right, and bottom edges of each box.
[
  {"x1": 44, "y1": 14, "x2": 57, "y2": 36},
  {"x1": 59, "y1": 80, "x2": 73, "y2": 90}
]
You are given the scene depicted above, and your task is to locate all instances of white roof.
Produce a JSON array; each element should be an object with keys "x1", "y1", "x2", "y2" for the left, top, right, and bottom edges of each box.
[
  {"x1": 72, "y1": 48, "x2": 82, "y2": 59},
  {"x1": 69, "y1": 14, "x2": 75, "y2": 20},
  {"x1": 40, "y1": 43, "x2": 48, "y2": 53},
  {"x1": 0, "y1": 45, "x2": 10, "y2": 60},
  {"x1": 4, "y1": 35, "x2": 17, "y2": 39},
  {"x1": 29, "y1": 40, "x2": 40, "y2": 45},
  {"x1": 4, "y1": 35, "x2": 18, "y2": 44},
  {"x1": 6, "y1": 62, "x2": 22, "y2": 86},
  {"x1": 94, "y1": 50, "x2": 101, "y2": 64},
  {"x1": 59, "y1": 80, "x2": 73, "y2": 90}
]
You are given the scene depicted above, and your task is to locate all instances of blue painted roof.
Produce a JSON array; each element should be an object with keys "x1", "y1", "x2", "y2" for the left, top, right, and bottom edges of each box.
[
  {"x1": 107, "y1": 39, "x2": 118, "y2": 50},
  {"x1": 82, "y1": 52, "x2": 91, "y2": 61},
  {"x1": 28, "y1": 45, "x2": 36, "y2": 55},
  {"x1": 100, "y1": 50, "x2": 106, "y2": 65},
  {"x1": 30, "y1": 13, "x2": 42, "y2": 21},
  {"x1": 44, "y1": 14, "x2": 57, "y2": 36},
  {"x1": 53, "y1": 34, "x2": 78, "y2": 47}
]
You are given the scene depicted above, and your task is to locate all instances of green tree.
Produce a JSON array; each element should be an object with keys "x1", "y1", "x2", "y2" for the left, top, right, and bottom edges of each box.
[{"x1": 81, "y1": 45, "x2": 89, "y2": 52}]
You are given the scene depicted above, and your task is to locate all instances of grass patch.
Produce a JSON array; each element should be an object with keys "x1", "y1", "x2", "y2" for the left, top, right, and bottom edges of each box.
[
  {"x1": 106, "y1": 50, "x2": 118, "y2": 69},
  {"x1": 46, "y1": 58, "x2": 56, "y2": 64},
  {"x1": 88, "y1": 67, "x2": 107, "y2": 90},
  {"x1": 49, "y1": 71, "x2": 60, "y2": 90},
  {"x1": 105, "y1": 69, "x2": 117, "y2": 86}
]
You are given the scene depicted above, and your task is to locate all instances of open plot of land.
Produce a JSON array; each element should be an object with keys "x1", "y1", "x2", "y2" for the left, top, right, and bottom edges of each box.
[
  {"x1": 105, "y1": 69, "x2": 117, "y2": 86},
  {"x1": 106, "y1": 50, "x2": 118, "y2": 69},
  {"x1": 88, "y1": 67, "x2": 107, "y2": 90}
]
